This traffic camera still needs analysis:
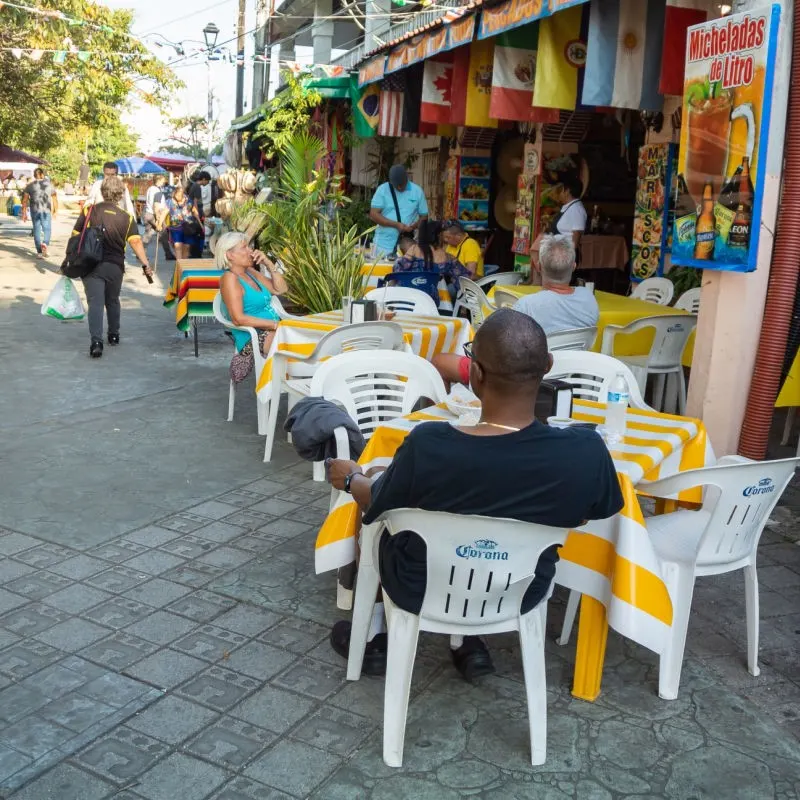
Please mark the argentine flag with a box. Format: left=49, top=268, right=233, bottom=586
left=582, top=0, right=666, bottom=110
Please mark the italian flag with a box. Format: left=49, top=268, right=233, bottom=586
left=490, top=23, right=558, bottom=123
left=659, top=0, right=712, bottom=95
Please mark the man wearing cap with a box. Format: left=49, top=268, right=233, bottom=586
left=369, top=165, right=428, bottom=257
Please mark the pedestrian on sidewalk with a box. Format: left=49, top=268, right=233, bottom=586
left=21, top=168, right=58, bottom=258
left=142, top=175, right=167, bottom=245
left=71, top=176, right=153, bottom=359
left=85, top=162, right=136, bottom=217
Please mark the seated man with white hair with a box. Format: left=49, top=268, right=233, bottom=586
left=433, top=234, right=598, bottom=388
left=513, top=234, right=599, bottom=335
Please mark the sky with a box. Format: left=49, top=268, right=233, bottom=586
left=105, top=0, right=259, bottom=154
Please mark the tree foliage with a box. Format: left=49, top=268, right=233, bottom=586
left=0, top=0, right=179, bottom=153
left=45, top=119, right=139, bottom=184
left=162, top=115, right=218, bottom=161
left=254, top=73, right=322, bottom=159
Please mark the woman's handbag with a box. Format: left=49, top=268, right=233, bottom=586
left=181, top=217, right=204, bottom=238
left=61, top=208, right=104, bottom=278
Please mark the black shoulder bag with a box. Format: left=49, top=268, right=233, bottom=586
left=61, top=208, right=105, bottom=278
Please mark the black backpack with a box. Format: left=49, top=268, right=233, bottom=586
left=61, top=207, right=105, bottom=278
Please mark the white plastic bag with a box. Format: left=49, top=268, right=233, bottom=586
left=41, top=276, right=85, bottom=321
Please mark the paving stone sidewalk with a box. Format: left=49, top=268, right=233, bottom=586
left=0, top=213, right=798, bottom=799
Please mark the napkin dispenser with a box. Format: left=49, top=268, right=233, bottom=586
left=349, top=299, right=378, bottom=323
left=535, top=380, right=574, bottom=423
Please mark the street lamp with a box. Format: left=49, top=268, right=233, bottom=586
left=202, top=22, right=220, bottom=163
left=203, top=22, right=219, bottom=51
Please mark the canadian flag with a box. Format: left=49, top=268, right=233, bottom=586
left=420, top=55, right=454, bottom=125
left=660, top=0, right=713, bottom=95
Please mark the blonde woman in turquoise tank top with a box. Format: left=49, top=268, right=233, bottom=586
left=218, top=232, right=288, bottom=357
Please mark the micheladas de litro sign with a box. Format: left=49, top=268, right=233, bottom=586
left=672, top=5, right=780, bottom=273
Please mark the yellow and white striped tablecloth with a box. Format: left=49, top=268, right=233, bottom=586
left=255, top=310, right=472, bottom=404
left=315, top=399, right=714, bottom=701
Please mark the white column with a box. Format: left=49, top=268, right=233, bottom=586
left=364, top=0, right=391, bottom=53
left=267, top=43, right=281, bottom=100
left=313, top=0, right=334, bottom=66
left=685, top=0, right=794, bottom=454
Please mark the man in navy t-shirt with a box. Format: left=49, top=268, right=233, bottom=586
left=327, top=309, right=624, bottom=679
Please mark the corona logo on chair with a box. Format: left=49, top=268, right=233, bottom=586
left=455, top=539, right=509, bottom=560
left=742, top=477, right=776, bottom=497
left=667, top=323, right=685, bottom=333
left=411, top=277, right=428, bottom=287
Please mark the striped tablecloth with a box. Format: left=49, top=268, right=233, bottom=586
left=255, top=310, right=472, bottom=404
left=490, top=286, right=695, bottom=367
left=315, top=400, right=714, bottom=701
left=162, top=259, right=220, bottom=332
left=362, top=264, right=454, bottom=313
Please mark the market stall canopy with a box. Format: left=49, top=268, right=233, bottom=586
left=147, top=152, right=226, bottom=171
left=114, top=156, right=166, bottom=175
left=229, top=108, right=265, bottom=132
left=0, top=145, right=47, bottom=164
left=303, top=75, right=350, bottom=99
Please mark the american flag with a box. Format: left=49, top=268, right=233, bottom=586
left=378, top=73, right=405, bottom=137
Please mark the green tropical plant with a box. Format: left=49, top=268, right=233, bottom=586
left=230, top=132, right=376, bottom=313
left=667, top=266, right=702, bottom=297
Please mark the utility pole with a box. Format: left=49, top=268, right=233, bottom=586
left=235, top=0, right=246, bottom=118
left=253, top=0, right=270, bottom=109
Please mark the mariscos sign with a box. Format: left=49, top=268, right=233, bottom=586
left=672, top=4, right=780, bottom=273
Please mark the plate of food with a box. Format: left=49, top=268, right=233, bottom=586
left=445, top=386, right=481, bottom=418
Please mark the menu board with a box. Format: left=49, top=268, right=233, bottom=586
left=455, top=156, right=491, bottom=230
left=631, top=143, right=675, bottom=282
left=672, top=4, right=780, bottom=272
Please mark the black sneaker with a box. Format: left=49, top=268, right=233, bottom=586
left=89, top=340, right=103, bottom=359
left=451, top=636, right=495, bottom=682
left=330, top=620, right=387, bottom=676
left=108, top=334, right=120, bottom=345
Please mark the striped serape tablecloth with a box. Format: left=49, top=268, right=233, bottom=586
left=162, top=259, right=221, bottom=332
left=315, top=399, right=714, bottom=701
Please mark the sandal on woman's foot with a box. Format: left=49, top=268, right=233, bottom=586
left=451, top=636, right=495, bottom=682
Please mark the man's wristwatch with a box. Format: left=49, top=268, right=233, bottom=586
left=343, top=470, right=362, bottom=494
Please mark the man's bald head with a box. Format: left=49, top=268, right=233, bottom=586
left=471, top=309, right=550, bottom=393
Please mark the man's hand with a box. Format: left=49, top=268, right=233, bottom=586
left=142, top=265, right=154, bottom=280
left=397, top=223, right=414, bottom=233
left=326, top=459, right=362, bottom=491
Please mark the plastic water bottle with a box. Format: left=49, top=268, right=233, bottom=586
left=604, top=372, right=629, bottom=447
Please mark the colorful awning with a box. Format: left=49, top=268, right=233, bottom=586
left=478, top=0, right=590, bottom=40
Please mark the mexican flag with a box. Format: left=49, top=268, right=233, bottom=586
left=489, top=23, right=539, bottom=122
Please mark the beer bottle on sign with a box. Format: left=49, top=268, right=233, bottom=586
left=739, top=156, right=755, bottom=211
left=728, top=203, right=751, bottom=251
left=673, top=173, right=697, bottom=248
left=694, top=181, right=716, bottom=260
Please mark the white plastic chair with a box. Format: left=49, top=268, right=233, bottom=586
left=674, top=287, right=701, bottom=314
left=347, top=509, right=568, bottom=766
left=365, top=287, right=439, bottom=316
left=308, top=349, right=447, bottom=442
left=269, top=295, right=303, bottom=320
left=453, top=277, right=495, bottom=328
left=213, top=292, right=270, bottom=435
left=601, top=315, right=697, bottom=414
left=493, top=288, right=519, bottom=309
left=630, top=277, right=674, bottom=306
left=452, top=274, right=516, bottom=319
left=547, top=350, right=652, bottom=410
left=559, top=455, right=800, bottom=700
left=265, top=322, right=408, bottom=463
left=547, top=327, right=598, bottom=352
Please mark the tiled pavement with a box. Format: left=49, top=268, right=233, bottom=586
left=1, top=215, right=799, bottom=798
left=0, top=466, right=797, bottom=799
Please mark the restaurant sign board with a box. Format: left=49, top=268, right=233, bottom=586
left=672, top=4, right=780, bottom=272
left=478, top=0, right=589, bottom=40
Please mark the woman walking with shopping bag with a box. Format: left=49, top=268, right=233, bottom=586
left=68, top=176, right=153, bottom=358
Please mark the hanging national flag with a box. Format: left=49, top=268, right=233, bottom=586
left=350, top=74, right=380, bottom=138
left=378, top=73, right=405, bottom=137
left=489, top=22, right=559, bottom=123
left=582, top=0, right=665, bottom=110
left=421, top=55, right=454, bottom=125
left=660, top=1, right=712, bottom=95
left=449, top=40, right=497, bottom=128
left=53, top=50, right=67, bottom=64
left=532, top=5, right=586, bottom=110
left=402, top=63, right=428, bottom=134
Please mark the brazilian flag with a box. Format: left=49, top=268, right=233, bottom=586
left=350, top=74, right=380, bottom=138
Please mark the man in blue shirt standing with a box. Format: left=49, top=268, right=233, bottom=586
left=369, top=165, right=428, bottom=257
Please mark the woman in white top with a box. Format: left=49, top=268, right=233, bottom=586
left=549, top=173, right=587, bottom=251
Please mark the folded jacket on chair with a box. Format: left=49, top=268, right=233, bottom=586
left=283, top=396, right=366, bottom=462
